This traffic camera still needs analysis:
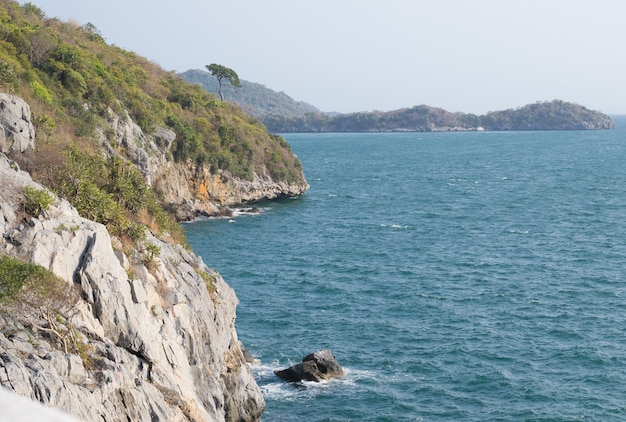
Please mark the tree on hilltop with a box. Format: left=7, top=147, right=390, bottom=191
left=206, top=63, right=241, bottom=101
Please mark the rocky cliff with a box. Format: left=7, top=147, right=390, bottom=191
left=100, top=104, right=309, bottom=221
left=0, top=100, right=265, bottom=419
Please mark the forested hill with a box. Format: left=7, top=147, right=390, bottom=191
left=0, top=1, right=308, bottom=222
left=262, top=101, right=615, bottom=132
left=179, top=69, right=319, bottom=118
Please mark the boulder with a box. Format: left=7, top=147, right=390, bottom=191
left=274, top=350, right=345, bottom=382
left=0, top=93, right=36, bottom=154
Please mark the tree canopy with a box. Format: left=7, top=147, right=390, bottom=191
left=206, top=63, right=240, bottom=101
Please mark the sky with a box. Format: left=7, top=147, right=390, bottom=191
left=21, top=0, right=626, bottom=114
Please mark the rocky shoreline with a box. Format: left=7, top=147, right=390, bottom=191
left=96, top=102, right=309, bottom=222
left=0, top=156, right=265, bottom=421
left=0, top=94, right=307, bottom=420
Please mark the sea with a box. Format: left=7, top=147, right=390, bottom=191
left=185, top=118, right=626, bottom=421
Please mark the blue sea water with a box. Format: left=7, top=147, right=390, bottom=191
left=185, top=120, right=626, bottom=421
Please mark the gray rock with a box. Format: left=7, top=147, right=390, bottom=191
left=0, top=93, right=35, bottom=154
left=275, top=350, right=345, bottom=382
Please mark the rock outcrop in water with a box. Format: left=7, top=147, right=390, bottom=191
left=0, top=96, right=265, bottom=420
left=274, top=350, right=345, bottom=383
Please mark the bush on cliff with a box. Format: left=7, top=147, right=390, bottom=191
left=22, top=185, right=54, bottom=216
left=57, top=145, right=181, bottom=244
left=0, top=254, right=82, bottom=354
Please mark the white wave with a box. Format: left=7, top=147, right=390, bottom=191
left=507, top=229, right=529, bottom=234
left=232, top=207, right=267, bottom=216
left=341, top=367, right=380, bottom=387
left=251, top=362, right=379, bottom=401
left=192, top=206, right=267, bottom=222
left=251, top=361, right=283, bottom=377
left=380, top=223, right=410, bottom=229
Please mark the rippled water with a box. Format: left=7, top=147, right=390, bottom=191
left=186, top=120, right=626, bottom=421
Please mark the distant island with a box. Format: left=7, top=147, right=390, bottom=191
left=262, top=100, right=615, bottom=133
left=180, top=69, right=615, bottom=133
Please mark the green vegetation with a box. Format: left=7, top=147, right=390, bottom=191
left=56, top=145, right=149, bottom=243
left=0, top=254, right=50, bottom=300
left=0, top=0, right=305, bottom=246
left=206, top=63, right=240, bottom=102
left=141, top=242, right=161, bottom=269
left=0, top=254, right=81, bottom=354
left=478, top=100, right=615, bottom=130
left=22, top=185, right=54, bottom=216
left=199, top=269, right=218, bottom=304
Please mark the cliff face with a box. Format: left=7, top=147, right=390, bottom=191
left=102, top=108, right=309, bottom=220
left=0, top=97, right=265, bottom=419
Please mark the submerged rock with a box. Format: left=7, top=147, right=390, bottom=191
left=274, top=350, right=345, bottom=382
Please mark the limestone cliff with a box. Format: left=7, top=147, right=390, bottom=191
left=101, top=107, right=309, bottom=221
left=0, top=97, right=265, bottom=420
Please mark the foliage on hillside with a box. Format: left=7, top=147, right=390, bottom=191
left=0, top=0, right=305, bottom=242
left=262, top=101, right=615, bottom=133
left=479, top=100, right=614, bottom=130
left=180, top=69, right=319, bottom=119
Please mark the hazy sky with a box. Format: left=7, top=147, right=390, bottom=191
left=22, top=1, right=626, bottom=114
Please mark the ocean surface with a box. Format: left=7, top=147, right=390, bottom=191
left=185, top=119, right=626, bottom=421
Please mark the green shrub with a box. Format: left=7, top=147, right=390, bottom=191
left=106, top=156, right=143, bottom=212
left=23, top=185, right=54, bottom=216
left=0, top=254, right=81, bottom=354
left=199, top=270, right=218, bottom=304
left=0, top=60, right=16, bottom=89
left=0, top=255, right=50, bottom=301
left=32, top=112, right=55, bottom=135
left=29, top=79, right=52, bottom=103
left=141, top=242, right=160, bottom=269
